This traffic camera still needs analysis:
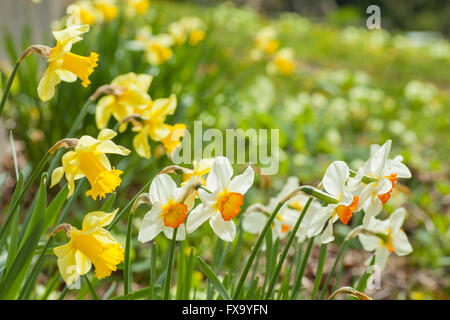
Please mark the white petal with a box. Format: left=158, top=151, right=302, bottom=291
left=149, top=174, right=177, bottom=204
left=370, top=140, right=391, bottom=177
left=374, top=246, right=390, bottom=270
left=198, top=189, right=219, bottom=209
left=228, top=166, right=254, bottom=194
left=320, top=223, right=334, bottom=243
left=306, top=205, right=333, bottom=238
left=209, top=212, right=236, bottom=242
left=389, top=207, right=406, bottom=232
left=186, top=204, right=215, bottom=233
left=205, top=156, right=233, bottom=192
left=138, top=204, right=164, bottom=243
left=358, top=234, right=380, bottom=252
left=392, top=230, right=413, bottom=256
left=242, top=211, right=267, bottom=234
left=387, top=159, right=411, bottom=178
left=322, top=161, right=349, bottom=197
left=163, top=224, right=186, bottom=241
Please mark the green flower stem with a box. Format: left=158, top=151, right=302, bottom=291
left=356, top=255, right=375, bottom=292
left=163, top=227, right=178, bottom=300
left=107, top=180, right=152, bottom=231
left=18, top=235, right=55, bottom=299
left=84, top=275, right=99, bottom=300
left=265, top=197, right=313, bottom=299
left=233, top=200, right=285, bottom=299
left=0, top=151, right=52, bottom=252
left=311, top=243, right=328, bottom=299
left=318, top=240, right=349, bottom=300
left=0, top=61, right=20, bottom=117
left=290, top=236, right=315, bottom=299
left=349, top=170, right=378, bottom=184
left=300, top=186, right=338, bottom=204
left=58, top=286, right=68, bottom=300
left=124, top=212, right=134, bottom=295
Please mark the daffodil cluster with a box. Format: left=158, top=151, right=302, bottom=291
left=138, top=156, right=255, bottom=243
left=94, top=72, right=186, bottom=159
left=243, top=140, right=413, bottom=270
left=251, top=26, right=296, bottom=76
left=129, top=16, right=206, bottom=66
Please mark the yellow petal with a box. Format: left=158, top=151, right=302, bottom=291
left=96, top=95, right=115, bottom=129
left=133, top=129, right=151, bottom=158
left=97, top=128, right=117, bottom=141
left=38, top=62, right=62, bottom=102
left=50, top=167, right=65, bottom=188
left=82, top=209, right=119, bottom=230
left=75, top=250, right=92, bottom=275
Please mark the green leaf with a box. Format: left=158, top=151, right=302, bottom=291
left=197, top=257, right=231, bottom=300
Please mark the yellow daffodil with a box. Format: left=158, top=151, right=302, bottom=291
left=66, top=1, right=100, bottom=26
left=94, top=0, right=119, bottom=22
left=37, top=24, right=99, bottom=101
left=169, top=17, right=206, bottom=46
left=254, top=26, right=280, bottom=55
left=126, top=0, right=151, bottom=16
left=95, top=72, right=153, bottom=130
left=51, top=129, right=130, bottom=199
left=161, top=123, right=186, bottom=156
left=267, top=48, right=296, bottom=76
left=132, top=94, right=177, bottom=158
left=54, top=209, right=124, bottom=286
left=181, top=158, right=215, bottom=186
left=136, top=27, right=174, bottom=66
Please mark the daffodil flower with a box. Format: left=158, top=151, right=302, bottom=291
left=38, top=24, right=99, bottom=101
left=54, top=209, right=124, bottom=286
left=160, top=123, right=187, bottom=157
left=138, top=174, right=196, bottom=242
left=358, top=140, right=411, bottom=227
left=186, top=156, right=254, bottom=242
left=51, top=129, right=130, bottom=199
left=132, top=27, right=174, bottom=66
left=131, top=94, right=177, bottom=158
left=267, top=48, right=296, bottom=76
left=307, top=161, right=360, bottom=243
left=126, top=0, right=150, bottom=16
left=169, top=17, right=206, bottom=46
left=182, top=158, right=215, bottom=186
left=254, top=26, right=280, bottom=56
left=94, top=0, right=119, bottom=22
left=66, top=2, right=100, bottom=26
left=95, top=72, right=153, bottom=130
left=358, top=208, right=413, bottom=270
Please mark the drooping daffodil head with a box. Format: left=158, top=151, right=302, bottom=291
left=50, top=129, right=131, bottom=200
left=53, top=209, right=124, bottom=286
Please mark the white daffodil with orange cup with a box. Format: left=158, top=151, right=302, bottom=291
left=358, top=207, right=413, bottom=270
left=186, top=156, right=254, bottom=242
left=138, top=174, right=197, bottom=242
left=357, top=140, right=411, bottom=227
left=307, top=161, right=362, bottom=243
